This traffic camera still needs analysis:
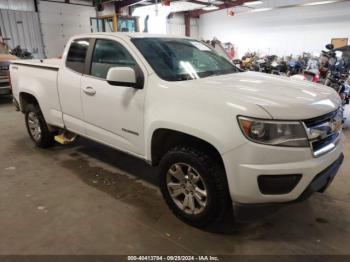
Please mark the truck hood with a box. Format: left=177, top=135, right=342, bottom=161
left=191, top=71, right=341, bottom=119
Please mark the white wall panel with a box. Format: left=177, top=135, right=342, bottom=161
left=167, top=13, right=185, bottom=36
left=40, top=0, right=91, bottom=5
left=199, top=2, right=350, bottom=58
left=133, top=2, right=203, bottom=34
left=190, top=17, right=199, bottom=39
left=0, top=9, right=44, bottom=58
left=166, top=13, right=199, bottom=39
left=38, top=1, right=96, bottom=58
left=0, top=0, right=35, bottom=12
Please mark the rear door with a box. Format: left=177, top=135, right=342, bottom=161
left=58, top=38, right=91, bottom=134
left=80, top=37, right=146, bottom=156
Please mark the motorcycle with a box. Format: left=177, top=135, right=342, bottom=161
left=287, top=57, right=303, bottom=76
left=303, top=58, right=320, bottom=83
left=10, top=45, right=33, bottom=59
left=319, top=44, right=337, bottom=82
left=240, top=52, right=257, bottom=70
left=266, top=55, right=281, bottom=75
left=343, top=75, right=350, bottom=105
left=270, top=59, right=281, bottom=75
left=278, top=57, right=288, bottom=74
left=325, top=68, right=349, bottom=106
left=250, top=56, right=267, bottom=72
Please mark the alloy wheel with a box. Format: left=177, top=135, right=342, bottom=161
left=166, top=163, right=208, bottom=215
left=27, top=112, right=42, bottom=142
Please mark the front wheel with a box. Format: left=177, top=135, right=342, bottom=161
left=25, top=104, right=55, bottom=148
left=159, top=146, right=232, bottom=228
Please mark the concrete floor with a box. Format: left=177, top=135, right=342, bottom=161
left=0, top=95, right=349, bottom=255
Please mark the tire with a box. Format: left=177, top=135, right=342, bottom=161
left=25, top=104, right=55, bottom=148
left=159, top=146, right=232, bottom=228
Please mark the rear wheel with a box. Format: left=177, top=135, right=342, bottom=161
left=25, top=104, right=55, bottom=148
left=159, top=146, right=232, bottom=228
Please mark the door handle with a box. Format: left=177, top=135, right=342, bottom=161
left=83, top=86, right=96, bottom=96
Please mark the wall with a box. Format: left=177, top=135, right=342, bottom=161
left=132, top=2, right=201, bottom=36
left=0, top=0, right=35, bottom=11
left=97, top=2, right=128, bottom=17
left=38, top=0, right=96, bottom=58
left=198, top=1, right=350, bottom=58
left=167, top=13, right=199, bottom=39
left=0, top=8, right=45, bottom=58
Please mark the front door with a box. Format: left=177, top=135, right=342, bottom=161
left=80, top=38, right=145, bottom=156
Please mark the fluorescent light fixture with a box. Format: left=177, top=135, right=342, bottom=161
left=202, top=4, right=219, bottom=10
left=243, top=1, right=263, bottom=6
left=302, top=0, right=339, bottom=6
left=251, top=7, right=272, bottom=12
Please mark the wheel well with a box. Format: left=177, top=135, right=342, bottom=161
left=19, top=92, right=39, bottom=112
left=151, top=128, right=224, bottom=167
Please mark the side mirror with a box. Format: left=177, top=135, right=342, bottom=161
left=106, top=67, right=142, bottom=89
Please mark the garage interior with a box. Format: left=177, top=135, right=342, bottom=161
left=0, top=0, right=350, bottom=258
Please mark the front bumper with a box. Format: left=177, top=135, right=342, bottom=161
left=222, top=133, right=344, bottom=204
left=233, top=153, right=344, bottom=221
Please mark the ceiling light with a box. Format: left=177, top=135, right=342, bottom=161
left=251, top=7, right=272, bottom=12
left=302, top=0, right=339, bottom=6
left=202, top=4, right=219, bottom=10
left=243, top=1, right=263, bottom=6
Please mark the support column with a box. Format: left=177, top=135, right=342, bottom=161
left=184, top=12, right=190, bottom=37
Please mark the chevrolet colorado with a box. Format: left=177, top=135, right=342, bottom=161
left=10, top=33, right=344, bottom=228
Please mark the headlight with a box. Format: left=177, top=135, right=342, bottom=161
left=238, top=116, right=309, bottom=147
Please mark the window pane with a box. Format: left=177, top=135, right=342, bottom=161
left=66, top=39, right=89, bottom=73
left=91, top=39, right=135, bottom=79
left=132, top=38, right=238, bottom=81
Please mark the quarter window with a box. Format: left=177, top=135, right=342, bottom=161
left=66, top=39, right=90, bottom=73
left=90, top=39, right=135, bottom=79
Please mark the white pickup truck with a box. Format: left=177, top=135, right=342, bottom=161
left=10, top=33, right=344, bottom=228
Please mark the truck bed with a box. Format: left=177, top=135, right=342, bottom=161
left=12, top=59, right=61, bottom=70
left=10, top=58, right=64, bottom=129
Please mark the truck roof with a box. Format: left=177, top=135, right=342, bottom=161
left=72, top=32, right=191, bottom=40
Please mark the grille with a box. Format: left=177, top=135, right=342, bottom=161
left=303, top=109, right=342, bottom=157
left=304, top=110, right=338, bottom=128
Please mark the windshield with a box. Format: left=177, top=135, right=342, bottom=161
left=131, top=37, right=239, bottom=81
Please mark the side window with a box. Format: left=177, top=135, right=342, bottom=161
left=90, top=39, right=136, bottom=79
left=66, top=39, right=90, bottom=73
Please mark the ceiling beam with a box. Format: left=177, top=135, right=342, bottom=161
left=187, top=0, right=257, bottom=17
left=184, top=0, right=207, bottom=5
left=114, top=0, right=147, bottom=9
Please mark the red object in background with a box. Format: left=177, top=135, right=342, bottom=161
left=162, top=0, right=170, bottom=6
left=303, top=71, right=319, bottom=83
left=224, top=42, right=235, bottom=59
